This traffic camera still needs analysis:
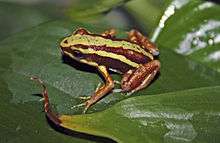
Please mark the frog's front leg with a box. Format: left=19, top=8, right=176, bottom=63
left=121, top=60, right=160, bottom=94
left=102, top=29, right=116, bottom=38
left=73, top=28, right=90, bottom=35
left=81, top=66, right=114, bottom=113
left=128, top=29, right=159, bottom=56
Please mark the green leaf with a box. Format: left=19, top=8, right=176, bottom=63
left=66, top=0, right=129, bottom=21
left=1, top=0, right=220, bottom=142
left=60, top=86, right=220, bottom=143
left=0, top=2, right=58, bottom=40
left=124, top=0, right=172, bottom=35
left=0, top=19, right=220, bottom=142
left=0, top=21, right=108, bottom=143
left=155, top=0, right=220, bottom=72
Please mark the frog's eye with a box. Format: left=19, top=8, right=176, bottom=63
left=72, top=50, right=84, bottom=59
left=63, top=39, right=68, bottom=44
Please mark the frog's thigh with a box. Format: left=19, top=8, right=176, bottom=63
left=121, top=60, right=160, bottom=93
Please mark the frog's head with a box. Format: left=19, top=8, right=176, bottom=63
left=60, top=37, right=85, bottom=61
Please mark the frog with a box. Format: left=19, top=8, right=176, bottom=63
left=59, top=28, right=160, bottom=113
left=31, top=28, right=160, bottom=123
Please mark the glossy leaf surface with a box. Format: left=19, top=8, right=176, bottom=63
left=0, top=0, right=220, bottom=143
left=155, top=0, right=220, bottom=72
left=60, top=86, right=220, bottom=143
left=0, top=19, right=220, bottom=142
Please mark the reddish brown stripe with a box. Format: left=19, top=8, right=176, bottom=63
left=61, top=47, right=132, bottom=73
left=83, top=54, right=133, bottom=73
left=74, top=44, right=150, bottom=64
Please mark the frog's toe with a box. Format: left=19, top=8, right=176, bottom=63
left=71, top=102, right=86, bottom=109
left=71, top=101, right=91, bottom=114
left=79, top=96, right=91, bottom=100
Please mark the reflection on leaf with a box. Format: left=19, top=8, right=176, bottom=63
left=59, top=86, right=220, bottom=143
left=156, top=0, right=220, bottom=72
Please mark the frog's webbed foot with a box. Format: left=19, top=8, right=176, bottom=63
left=127, top=29, right=159, bottom=56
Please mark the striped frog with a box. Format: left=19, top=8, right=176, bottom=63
left=59, top=28, right=160, bottom=113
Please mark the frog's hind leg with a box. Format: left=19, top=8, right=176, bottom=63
left=127, top=29, right=159, bottom=56
left=31, top=76, right=61, bottom=125
left=102, top=29, right=116, bottom=38
left=121, top=60, right=160, bottom=95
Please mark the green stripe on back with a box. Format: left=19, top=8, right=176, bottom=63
left=61, top=34, right=153, bottom=60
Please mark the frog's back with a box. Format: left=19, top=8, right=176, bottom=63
left=62, top=34, right=153, bottom=73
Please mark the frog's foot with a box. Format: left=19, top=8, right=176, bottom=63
left=79, top=96, right=91, bottom=100
left=95, top=82, right=102, bottom=92
left=71, top=102, right=86, bottom=109
left=71, top=101, right=91, bottom=114
left=71, top=102, right=88, bottom=114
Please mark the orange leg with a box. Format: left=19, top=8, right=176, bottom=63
left=121, top=60, right=160, bottom=94
left=31, top=77, right=61, bottom=125
left=128, top=30, right=159, bottom=56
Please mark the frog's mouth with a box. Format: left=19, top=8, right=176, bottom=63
left=147, top=45, right=160, bottom=56
left=60, top=46, right=66, bottom=56
left=151, top=50, right=160, bottom=56
left=60, top=46, right=84, bottom=62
